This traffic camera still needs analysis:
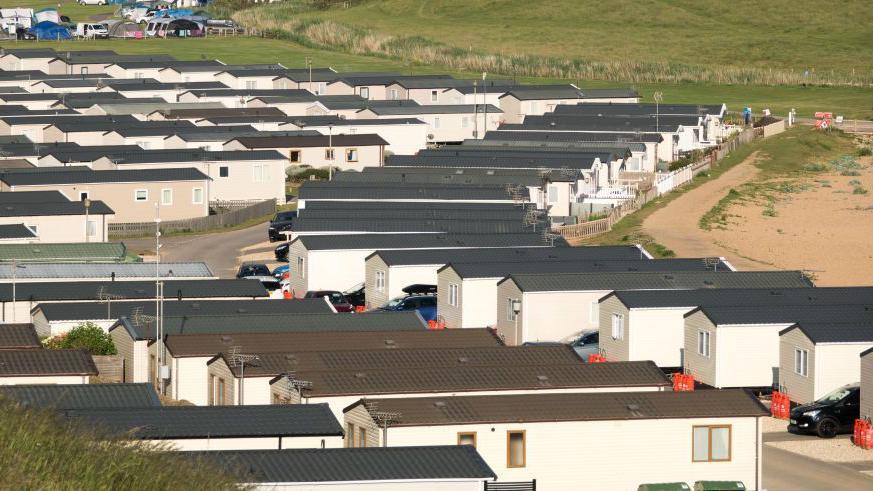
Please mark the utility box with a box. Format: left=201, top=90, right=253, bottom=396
left=693, top=482, right=746, bottom=491
left=638, top=483, right=691, bottom=491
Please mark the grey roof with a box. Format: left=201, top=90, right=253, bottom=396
left=690, top=304, right=873, bottom=326
left=113, top=311, right=427, bottom=341
left=0, top=383, right=160, bottom=409
left=371, top=245, right=643, bottom=266
left=350, top=389, right=767, bottom=426
left=501, top=270, right=813, bottom=292
left=515, top=114, right=702, bottom=133
left=302, top=201, right=527, bottom=212
left=185, top=446, right=496, bottom=483
left=109, top=81, right=228, bottom=91
left=578, top=88, right=642, bottom=99
left=289, top=117, right=425, bottom=128
left=0, top=168, right=209, bottom=186
left=275, top=360, right=669, bottom=397
left=100, top=150, right=286, bottom=165
left=298, top=181, right=514, bottom=201
left=0, top=262, right=213, bottom=281
left=231, top=134, right=387, bottom=149
left=0, top=200, right=113, bottom=217
left=107, top=60, right=224, bottom=69
left=0, top=224, right=36, bottom=240
left=181, top=89, right=312, bottom=98
left=607, top=286, right=871, bottom=309
left=300, top=203, right=534, bottom=221
left=295, top=233, right=562, bottom=251
left=396, top=78, right=515, bottom=89
left=498, top=85, right=585, bottom=100
left=35, top=298, right=332, bottom=322
left=782, top=322, right=873, bottom=344
left=0, top=279, right=267, bottom=303
left=446, top=258, right=730, bottom=279
left=66, top=404, right=343, bottom=439
left=0, top=349, right=97, bottom=377
left=466, top=138, right=646, bottom=153
left=291, top=217, right=542, bottom=235
left=0, top=323, right=40, bottom=349
left=0, top=242, right=128, bottom=262
left=335, top=168, right=581, bottom=186
left=386, top=153, right=609, bottom=170
left=554, top=103, right=724, bottom=117
left=156, top=107, right=287, bottom=119
left=160, top=64, right=284, bottom=74
left=361, top=104, right=501, bottom=115
left=171, top=129, right=320, bottom=143
left=0, top=114, right=138, bottom=125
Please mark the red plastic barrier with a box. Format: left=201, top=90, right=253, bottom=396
left=672, top=373, right=695, bottom=392
left=354, top=305, right=366, bottom=313
left=854, top=419, right=865, bottom=447
left=771, top=392, right=791, bottom=419
left=282, top=290, right=292, bottom=299
left=427, top=320, right=446, bottom=330
left=587, top=353, right=606, bottom=363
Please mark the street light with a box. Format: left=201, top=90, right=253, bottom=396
left=482, top=72, right=488, bottom=137
left=511, top=299, right=521, bottom=343
left=10, top=261, right=25, bottom=323
left=83, top=197, right=91, bottom=243
left=327, top=123, right=334, bottom=181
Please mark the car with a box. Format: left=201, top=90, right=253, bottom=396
left=570, top=330, right=600, bottom=360
left=304, top=290, right=354, bottom=313
left=788, top=383, right=860, bottom=438
left=268, top=210, right=297, bottom=242
left=274, top=243, right=289, bottom=262
left=344, top=283, right=366, bottom=308
left=78, top=0, right=107, bottom=5
left=272, top=264, right=289, bottom=280
left=236, top=263, right=271, bottom=279
left=376, top=288, right=438, bottom=322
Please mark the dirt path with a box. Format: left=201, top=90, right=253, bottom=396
left=642, top=152, right=769, bottom=271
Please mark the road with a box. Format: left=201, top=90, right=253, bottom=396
left=763, top=444, right=873, bottom=491
left=124, top=222, right=273, bottom=278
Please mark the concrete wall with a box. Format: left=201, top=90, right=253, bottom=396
left=348, top=413, right=762, bottom=491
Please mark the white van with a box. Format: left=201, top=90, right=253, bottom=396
left=78, top=0, right=108, bottom=5
left=75, top=23, right=109, bottom=39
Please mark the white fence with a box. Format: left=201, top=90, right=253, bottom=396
left=654, top=165, right=693, bottom=195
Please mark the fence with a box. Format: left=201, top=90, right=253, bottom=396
left=484, top=481, right=536, bottom=491
left=556, top=127, right=759, bottom=242
left=109, top=199, right=277, bottom=238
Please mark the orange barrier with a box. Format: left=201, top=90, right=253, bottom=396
left=587, top=353, right=606, bottom=363
left=855, top=419, right=873, bottom=449
left=771, top=391, right=790, bottom=419
left=282, top=290, right=292, bottom=299
left=354, top=305, right=366, bottom=313
left=427, top=320, right=446, bottom=330
left=672, top=373, right=695, bottom=392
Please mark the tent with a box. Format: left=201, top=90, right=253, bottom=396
left=166, top=18, right=202, bottom=37
left=105, top=20, right=142, bottom=38
left=33, top=8, right=60, bottom=24
left=28, top=21, right=71, bottom=40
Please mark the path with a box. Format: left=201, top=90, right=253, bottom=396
left=124, top=222, right=272, bottom=278
left=642, top=153, right=768, bottom=270
left=763, top=444, right=873, bottom=491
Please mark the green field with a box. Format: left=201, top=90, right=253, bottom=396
left=286, top=0, right=872, bottom=77
left=1, top=0, right=116, bottom=22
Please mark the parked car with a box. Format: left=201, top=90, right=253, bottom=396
left=304, top=290, right=354, bottom=313
left=344, top=283, right=365, bottom=308
left=570, top=330, right=600, bottom=360
left=788, top=383, right=860, bottom=438
left=272, top=264, right=289, bottom=280
left=268, top=210, right=297, bottom=242
left=75, top=23, right=108, bottom=39
left=236, top=263, right=271, bottom=279
left=376, top=286, right=437, bottom=322
left=274, top=243, right=289, bottom=262
left=78, top=0, right=108, bottom=5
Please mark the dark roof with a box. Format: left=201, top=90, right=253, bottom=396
left=689, top=304, right=873, bottom=326
left=782, top=322, right=873, bottom=344
left=298, top=181, right=514, bottom=201
left=113, top=311, right=427, bottom=341
left=335, top=167, right=580, bottom=186
left=156, top=107, right=287, bottom=119
left=0, top=242, right=128, bottom=262
left=0, top=324, right=40, bottom=349
left=230, top=134, right=388, bottom=148
left=99, top=150, right=285, bottom=165
left=607, top=286, right=871, bottom=309
left=181, top=89, right=312, bottom=98
left=0, top=279, right=267, bottom=303
left=361, top=104, right=501, bottom=115
left=372, top=245, right=643, bottom=266
left=578, top=88, right=642, bottom=99
left=0, top=383, right=160, bottom=409
left=554, top=103, right=724, bottom=117
left=35, top=298, right=332, bottom=322
left=108, top=60, right=224, bottom=69
left=300, top=202, right=532, bottom=221
left=0, top=349, right=97, bottom=377
left=514, top=114, right=701, bottom=133
left=498, top=85, right=585, bottom=100
left=445, top=258, right=730, bottom=279
left=502, top=270, right=813, bottom=292
left=161, top=64, right=284, bottom=74
left=110, top=81, right=228, bottom=91
left=0, top=200, right=113, bottom=217
left=291, top=217, right=542, bottom=235
left=213, top=345, right=583, bottom=378
left=185, top=446, right=496, bottom=483
left=386, top=153, right=608, bottom=170
left=350, top=389, right=767, bottom=426
left=273, top=360, right=669, bottom=397
left=295, top=233, right=562, bottom=251
left=0, top=168, right=209, bottom=186
left=66, top=404, right=343, bottom=439
left=0, top=224, right=36, bottom=240
left=165, top=328, right=502, bottom=358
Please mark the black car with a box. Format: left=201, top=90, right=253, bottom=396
left=788, top=383, right=860, bottom=438
left=344, top=283, right=366, bottom=308
left=268, top=210, right=297, bottom=242
left=274, top=243, right=289, bottom=262
left=236, top=263, right=271, bottom=279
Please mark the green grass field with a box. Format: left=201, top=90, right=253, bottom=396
left=1, top=0, right=116, bottom=22
left=289, top=0, right=871, bottom=77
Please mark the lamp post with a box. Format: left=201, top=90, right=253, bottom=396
left=482, top=72, right=488, bottom=137
left=653, top=91, right=663, bottom=133
left=154, top=203, right=165, bottom=395
left=328, top=123, right=334, bottom=181
left=83, top=197, right=91, bottom=243
left=10, top=261, right=25, bottom=323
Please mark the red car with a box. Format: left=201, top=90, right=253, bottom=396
left=304, top=290, right=354, bottom=313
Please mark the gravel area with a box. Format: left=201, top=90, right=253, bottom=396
left=762, top=416, right=789, bottom=433
left=766, top=439, right=873, bottom=464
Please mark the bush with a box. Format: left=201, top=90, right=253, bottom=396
left=287, top=166, right=335, bottom=181
left=43, top=322, right=116, bottom=355
left=853, top=186, right=868, bottom=195
left=858, top=147, right=872, bottom=157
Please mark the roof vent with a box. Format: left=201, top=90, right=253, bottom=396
left=457, top=356, right=469, bottom=363
left=237, top=308, right=247, bottom=314
left=384, top=339, right=395, bottom=346
left=191, top=303, right=200, bottom=309
left=703, top=280, right=714, bottom=286
left=220, top=335, right=232, bottom=344
left=627, top=404, right=644, bottom=417
left=284, top=354, right=297, bottom=362
left=433, top=401, right=447, bottom=408
left=354, top=372, right=366, bottom=378
left=663, top=274, right=674, bottom=280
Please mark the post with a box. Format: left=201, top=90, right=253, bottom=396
left=328, top=124, right=334, bottom=181
left=306, top=56, right=312, bottom=93
left=83, top=198, right=91, bottom=243
left=482, top=72, right=487, bottom=137
left=11, top=259, right=16, bottom=323
left=239, top=358, right=245, bottom=406
left=473, top=80, right=478, bottom=139
left=154, top=204, right=164, bottom=395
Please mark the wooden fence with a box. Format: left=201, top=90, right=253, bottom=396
left=108, top=199, right=277, bottom=238
left=557, top=128, right=759, bottom=242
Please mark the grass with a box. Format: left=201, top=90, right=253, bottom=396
left=1, top=0, right=117, bottom=22
left=0, top=397, right=238, bottom=489
left=279, top=0, right=872, bottom=78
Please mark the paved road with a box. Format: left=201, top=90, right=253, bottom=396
left=763, top=444, right=873, bottom=491
left=124, top=222, right=272, bottom=278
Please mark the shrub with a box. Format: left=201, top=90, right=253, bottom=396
left=858, top=147, right=872, bottom=157
left=853, top=186, right=868, bottom=195
left=43, top=322, right=116, bottom=355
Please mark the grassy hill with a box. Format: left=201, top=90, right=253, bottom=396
left=0, top=397, right=238, bottom=489
left=237, top=0, right=872, bottom=86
